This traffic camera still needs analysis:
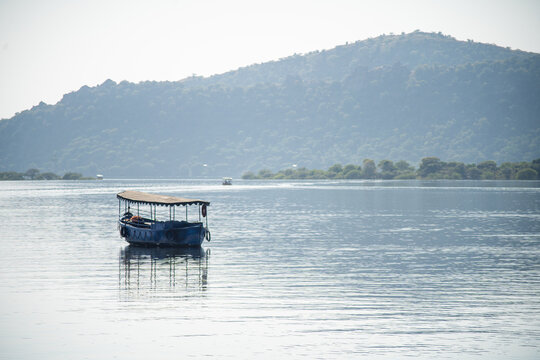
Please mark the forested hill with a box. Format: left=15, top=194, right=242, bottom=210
left=0, top=31, right=539, bottom=178
left=184, top=31, right=531, bottom=88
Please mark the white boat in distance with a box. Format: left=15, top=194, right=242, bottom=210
left=222, top=177, right=232, bottom=185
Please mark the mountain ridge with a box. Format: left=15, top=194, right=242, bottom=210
left=1, top=31, right=539, bottom=178
left=179, top=31, right=532, bottom=88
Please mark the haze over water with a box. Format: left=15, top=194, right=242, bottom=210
left=0, top=179, right=539, bottom=359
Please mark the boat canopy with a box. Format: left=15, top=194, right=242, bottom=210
left=117, top=190, right=210, bottom=206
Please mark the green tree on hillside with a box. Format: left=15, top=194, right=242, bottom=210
left=0, top=172, right=24, bottom=180
left=62, top=172, right=83, bottom=180
left=531, top=159, right=540, bottom=175
left=258, top=169, right=273, bottom=179
left=418, top=157, right=443, bottom=178
left=37, top=172, right=60, bottom=180
left=343, top=164, right=357, bottom=173
left=362, top=159, right=377, bottom=179
left=516, top=168, right=538, bottom=180
left=466, top=165, right=482, bottom=180
left=25, top=168, right=40, bottom=180
left=395, top=160, right=414, bottom=172
left=344, top=169, right=362, bottom=179
left=328, top=164, right=343, bottom=178
left=378, top=160, right=397, bottom=179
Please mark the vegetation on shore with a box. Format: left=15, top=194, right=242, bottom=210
left=242, top=157, right=540, bottom=180
left=0, top=168, right=95, bottom=181
left=0, top=32, right=538, bottom=178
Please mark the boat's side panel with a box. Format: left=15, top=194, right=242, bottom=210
left=119, top=221, right=206, bottom=246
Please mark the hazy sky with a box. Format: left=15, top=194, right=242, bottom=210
left=1, top=0, right=539, bottom=120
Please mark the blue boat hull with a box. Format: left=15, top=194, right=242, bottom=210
left=119, top=220, right=207, bottom=247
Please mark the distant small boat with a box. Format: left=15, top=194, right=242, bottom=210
left=222, top=177, right=232, bottom=185
left=96, top=174, right=103, bottom=180
left=117, top=190, right=211, bottom=247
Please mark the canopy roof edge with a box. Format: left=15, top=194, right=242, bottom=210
left=117, top=190, right=210, bottom=206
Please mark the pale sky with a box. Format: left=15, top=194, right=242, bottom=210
left=1, top=0, right=539, bottom=120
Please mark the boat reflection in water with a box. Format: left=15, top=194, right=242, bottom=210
left=119, top=245, right=210, bottom=296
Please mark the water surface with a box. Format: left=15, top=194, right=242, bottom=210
left=0, top=179, right=539, bottom=359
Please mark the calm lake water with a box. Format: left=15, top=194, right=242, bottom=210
left=0, top=179, right=539, bottom=359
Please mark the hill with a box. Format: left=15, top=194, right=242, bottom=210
left=0, top=31, right=539, bottom=178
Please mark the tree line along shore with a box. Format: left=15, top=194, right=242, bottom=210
left=2, top=157, right=538, bottom=181
left=242, top=157, right=540, bottom=180
left=0, top=168, right=95, bottom=180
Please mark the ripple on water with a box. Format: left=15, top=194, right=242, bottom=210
left=0, top=179, right=539, bottom=359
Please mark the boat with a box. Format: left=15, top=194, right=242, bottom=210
left=96, top=174, right=103, bottom=180
left=222, top=177, right=232, bottom=185
left=117, top=190, right=211, bottom=247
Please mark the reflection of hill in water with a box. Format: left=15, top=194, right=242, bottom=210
left=119, top=245, right=209, bottom=296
